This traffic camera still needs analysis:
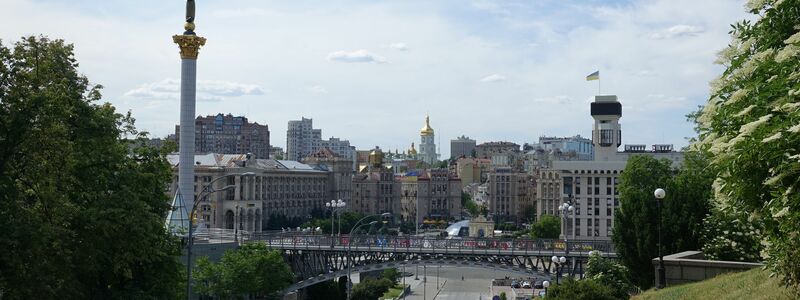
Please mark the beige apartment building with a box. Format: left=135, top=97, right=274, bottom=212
left=400, top=169, right=463, bottom=225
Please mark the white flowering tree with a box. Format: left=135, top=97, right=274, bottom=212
left=695, top=0, right=800, bottom=289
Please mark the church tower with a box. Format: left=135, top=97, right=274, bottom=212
left=419, top=115, right=437, bottom=165
left=591, top=95, right=622, bottom=161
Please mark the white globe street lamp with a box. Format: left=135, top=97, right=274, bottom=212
left=654, top=188, right=666, bottom=289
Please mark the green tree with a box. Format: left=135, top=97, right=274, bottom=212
left=193, top=242, right=293, bottom=299
left=382, top=268, right=401, bottom=283
left=499, top=291, right=507, bottom=300
left=529, top=215, right=560, bottom=239
left=546, top=278, right=616, bottom=300
left=307, top=280, right=344, bottom=300
left=0, top=36, right=182, bottom=299
left=585, top=251, right=635, bottom=299
left=611, top=155, right=673, bottom=289
left=662, top=151, right=714, bottom=253
left=350, top=278, right=393, bottom=300
left=693, top=0, right=800, bottom=289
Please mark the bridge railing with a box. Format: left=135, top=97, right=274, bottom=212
left=237, top=232, right=615, bottom=254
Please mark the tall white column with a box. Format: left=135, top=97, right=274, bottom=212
left=178, top=58, right=197, bottom=208
left=173, top=33, right=206, bottom=213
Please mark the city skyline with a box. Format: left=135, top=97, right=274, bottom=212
left=1, top=0, right=750, bottom=155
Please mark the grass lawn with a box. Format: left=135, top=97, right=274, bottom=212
left=633, top=268, right=796, bottom=300
left=381, top=284, right=408, bottom=299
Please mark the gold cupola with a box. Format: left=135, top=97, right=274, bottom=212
left=420, top=115, right=434, bottom=136
left=408, top=142, right=418, bottom=155
left=368, top=147, right=384, bottom=167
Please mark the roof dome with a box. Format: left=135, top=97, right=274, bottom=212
left=420, top=115, right=434, bottom=136
left=408, top=142, right=417, bottom=155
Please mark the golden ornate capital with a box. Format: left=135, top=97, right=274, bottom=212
left=172, top=34, right=207, bottom=60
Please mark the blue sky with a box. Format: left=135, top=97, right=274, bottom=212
left=3, top=0, right=750, bottom=155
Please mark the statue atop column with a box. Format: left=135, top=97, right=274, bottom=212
left=184, top=0, right=196, bottom=35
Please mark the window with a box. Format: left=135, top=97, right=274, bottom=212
left=607, top=207, right=612, bottom=216
left=594, top=177, right=600, bottom=185
left=594, top=198, right=600, bottom=206
left=594, top=208, right=600, bottom=215
left=599, top=129, right=614, bottom=146
left=606, top=187, right=611, bottom=195
left=606, top=177, right=611, bottom=185
left=594, top=187, right=600, bottom=194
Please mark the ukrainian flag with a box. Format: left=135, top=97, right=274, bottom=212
left=586, top=71, right=599, bottom=81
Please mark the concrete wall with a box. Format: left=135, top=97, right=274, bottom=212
left=653, top=251, right=763, bottom=287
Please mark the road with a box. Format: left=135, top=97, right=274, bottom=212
left=399, top=266, right=527, bottom=300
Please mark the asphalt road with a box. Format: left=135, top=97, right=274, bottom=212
left=399, top=266, right=526, bottom=300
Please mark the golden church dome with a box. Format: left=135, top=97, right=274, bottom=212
left=420, top=115, right=434, bottom=136
left=368, top=147, right=384, bottom=167
left=408, top=142, right=418, bottom=155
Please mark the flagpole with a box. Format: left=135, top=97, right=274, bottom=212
left=598, top=77, right=601, bottom=95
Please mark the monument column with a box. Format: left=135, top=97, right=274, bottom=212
left=174, top=0, right=206, bottom=215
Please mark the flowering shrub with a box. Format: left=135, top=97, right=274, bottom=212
left=701, top=208, right=763, bottom=262
left=694, top=0, right=800, bottom=289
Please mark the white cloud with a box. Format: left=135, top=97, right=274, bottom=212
left=327, top=49, right=387, bottom=63
left=532, top=95, right=571, bottom=104
left=124, top=78, right=263, bottom=102
left=480, top=74, right=506, bottom=82
left=387, top=42, right=409, bottom=51
left=648, top=25, right=706, bottom=39
left=309, top=85, right=328, bottom=94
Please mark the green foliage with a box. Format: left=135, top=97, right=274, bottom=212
left=350, top=278, right=393, bottom=300
left=193, top=242, right=293, bottom=299
left=701, top=207, right=763, bottom=262
left=633, top=268, right=796, bottom=300
left=462, top=192, right=482, bottom=217
left=694, top=0, right=800, bottom=289
left=307, top=280, right=344, bottom=300
left=303, top=211, right=368, bottom=235
left=266, top=212, right=305, bottom=230
left=499, top=291, right=507, bottom=300
left=382, top=268, right=401, bottom=283
left=0, top=36, right=182, bottom=299
left=586, top=251, right=635, bottom=299
left=529, top=214, right=560, bottom=239
left=612, top=155, right=674, bottom=289
left=546, top=278, right=617, bottom=300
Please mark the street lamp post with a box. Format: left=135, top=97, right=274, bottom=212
left=551, top=255, right=566, bottom=284
left=346, top=212, right=391, bottom=300
left=542, top=280, right=550, bottom=296
left=654, top=188, right=666, bottom=289
left=326, top=199, right=346, bottom=237
left=558, top=202, right=574, bottom=251
left=186, top=172, right=253, bottom=300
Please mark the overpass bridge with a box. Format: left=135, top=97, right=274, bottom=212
left=233, top=233, right=616, bottom=294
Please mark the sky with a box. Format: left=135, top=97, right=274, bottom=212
left=1, top=0, right=751, bottom=156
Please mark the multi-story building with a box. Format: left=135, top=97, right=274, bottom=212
left=302, top=148, right=354, bottom=203
left=456, top=157, right=491, bottom=187
left=166, top=153, right=331, bottom=232
left=525, top=135, right=594, bottom=160
left=486, top=168, right=534, bottom=223
left=475, top=141, right=520, bottom=159
left=286, top=117, right=356, bottom=166
left=269, top=146, right=285, bottom=159
left=351, top=148, right=402, bottom=219
left=400, top=169, right=463, bottom=226
left=176, top=113, right=270, bottom=159
left=450, top=135, right=476, bottom=158
left=537, top=95, right=684, bottom=241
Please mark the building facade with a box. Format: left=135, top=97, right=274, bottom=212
left=486, top=168, right=534, bottom=223
left=176, top=113, right=270, bottom=159
left=400, top=169, right=463, bottom=226
left=351, top=148, right=402, bottom=219
left=302, top=148, right=354, bottom=203
left=475, top=141, right=520, bottom=159
left=167, top=153, right=332, bottom=232
left=537, top=95, right=684, bottom=241
left=456, top=157, right=491, bottom=187
left=286, top=117, right=356, bottom=166
left=450, top=135, right=476, bottom=158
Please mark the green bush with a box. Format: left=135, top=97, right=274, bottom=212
left=546, top=278, right=616, bottom=300
left=693, top=0, right=800, bottom=289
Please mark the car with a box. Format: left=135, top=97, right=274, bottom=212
left=511, top=280, right=521, bottom=288
left=522, top=281, right=532, bottom=289
left=534, top=281, right=544, bottom=289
